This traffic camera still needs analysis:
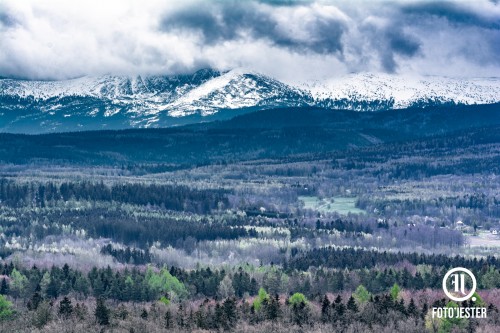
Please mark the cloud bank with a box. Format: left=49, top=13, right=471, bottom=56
left=0, top=0, right=499, bottom=82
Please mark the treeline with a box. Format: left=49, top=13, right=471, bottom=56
left=100, top=245, right=152, bottom=265
left=169, top=266, right=258, bottom=298
left=0, top=207, right=254, bottom=248
left=0, top=263, right=185, bottom=302
left=69, top=209, right=255, bottom=248
left=63, top=208, right=252, bottom=247
left=0, top=263, right=253, bottom=302
left=315, top=219, right=373, bottom=234
left=0, top=179, right=228, bottom=214
left=1, top=260, right=499, bottom=305
left=358, top=195, right=500, bottom=216
left=287, top=247, right=499, bottom=272
left=0, top=269, right=499, bottom=333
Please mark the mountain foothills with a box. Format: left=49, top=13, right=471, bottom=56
left=0, top=104, right=499, bottom=166
left=1, top=69, right=499, bottom=133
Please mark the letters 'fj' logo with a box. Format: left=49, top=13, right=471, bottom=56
left=442, top=267, right=477, bottom=302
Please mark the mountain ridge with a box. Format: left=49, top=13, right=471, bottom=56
left=1, top=69, right=499, bottom=134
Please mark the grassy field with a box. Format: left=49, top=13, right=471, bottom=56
left=299, top=196, right=366, bottom=215
left=467, top=231, right=500, bottom=248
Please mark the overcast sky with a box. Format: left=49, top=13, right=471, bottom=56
left=0, top=0, right=499, bottom=82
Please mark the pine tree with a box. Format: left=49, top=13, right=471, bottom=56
left=407, top=298, right=417, bottom=317
left=222, top=297, right=238, bottom=330
left=290, top=300, right=309, bottom=327
left=195, top=305, right=207, bottom=329
left=321, top=295, right=331, bottom=323
left=58, top=296, right=73, bottom=318
left=333, top=295, right=345, bottom=322
left=250, top=278, right=258, bottom=295
left=347, top=295, right=359, bottom=313
left=214, top=303, right=224, bottom=329
left=27, top=285, right=43, bottom=311
left=95, top=297, right=110, bottom=326
left=46, top=277, right=59, bottom=299
left=265, top=294, right=281, bottom=321
left=396, top=299, right=406, bottom=315
left=414, top=272, right=424, bottom=289
left=401, top=269, right=411, bottom=288
left=336, top=271, right=344, bottom=291
left=74, top=276, right=89, bottom=297
left=0, top=279, right=8, bottom=295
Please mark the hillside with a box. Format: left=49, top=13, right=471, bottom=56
left=0, top=104, right=498, bottom=166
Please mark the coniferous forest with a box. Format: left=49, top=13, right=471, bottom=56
left=0, top=106, right=499, bottom=332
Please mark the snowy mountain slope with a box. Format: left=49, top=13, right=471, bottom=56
left=0, top=69, right=308, bottom=118
left=0, top=69, right=499, bottom=133
left=301, top=73, right=500, bottom=110
left=166, top=69, right=310, bottom=116
left=0, top=69, right=222, bottom=100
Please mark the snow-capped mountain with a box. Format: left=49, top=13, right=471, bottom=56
left=1, top=69, right=499, bottom=133
left=165, top=68, right=310, bottom=117
left=0, top=69, right=308, bottom=124
left=301, top=73, right=500, bottom=111
left=0, top=68, right=221, bottom=101
left=0, top=68, right=308, bottom=117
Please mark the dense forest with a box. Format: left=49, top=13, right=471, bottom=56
left=0, top=259, right=498, bottom=332
left=0, top=106, right=499, bottom=332
left=0, top=104, right=499, bottom=166
left=0, top=179, right=228, bottom=213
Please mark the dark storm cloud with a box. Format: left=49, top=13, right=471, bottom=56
left=387, top=30, right=421, bottom=57
left=401, top=1, right=500, bottom=30
left=395, top=1, right=500, bottom=67
left=382, top=30, right=422, bottom=72
left=358, top=18, right=422, bottom=73
left=160, top=2, right=346, bottom=55
left=0, top=0, right=499, bottom=80
left=387, top=30, right=420, bottom=72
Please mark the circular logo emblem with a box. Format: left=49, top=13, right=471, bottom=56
left=442, top=267, right=477, bottom=302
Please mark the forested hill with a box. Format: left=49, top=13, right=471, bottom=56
left=0, top=103, right=498, bottom=166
